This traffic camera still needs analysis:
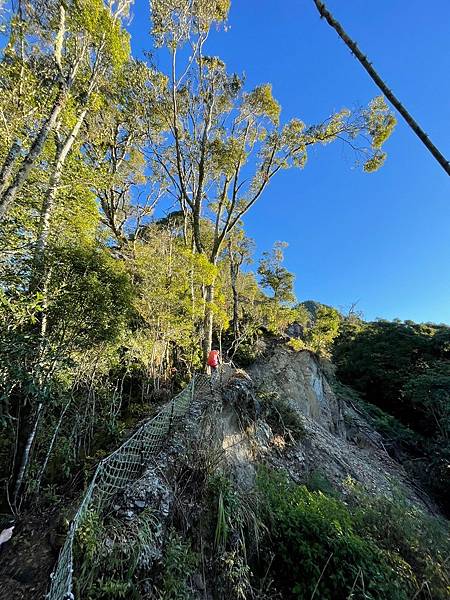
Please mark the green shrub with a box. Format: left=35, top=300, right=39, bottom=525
left=287, top=338, right=305, bottom=352
left=352, top=491, right=450, bottom=599
left=74, top=508, right=156, bottom=599
left=256, top=468, right=421, bottom=600
left=157, top=529, right=199, bottom=599
left=75, top=509, right=104, bottom=563
left=333, top=319, right=450, bottom=509
left=208, top=474, right=254, bottom=550
left=207, top=474, right=261, bottom=597
left=221, top=543, right=253, bottom=600
left=257, top=389, right=306, bottom=443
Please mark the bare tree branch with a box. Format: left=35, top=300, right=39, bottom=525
left=312, top=0, right=450, bottom=177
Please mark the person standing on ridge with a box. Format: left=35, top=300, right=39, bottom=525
left=207, top=349, right=220, bottom=389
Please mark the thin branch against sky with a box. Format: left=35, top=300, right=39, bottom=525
left=312, top=0, right=450, bottom=177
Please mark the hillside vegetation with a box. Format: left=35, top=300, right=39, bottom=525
left=0, top=0, right=394, bottom=517
left=0, top=1, right=448, bottom=599
left=334, top=317, right=450, bottom=510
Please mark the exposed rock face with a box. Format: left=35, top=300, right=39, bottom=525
left=219, top=370, right=271, bottom=489
left=220, top=405, right=256, bottom=489
left=248, top=346, right=345, bottom=436
left=219, top=346, right=437, bottom=513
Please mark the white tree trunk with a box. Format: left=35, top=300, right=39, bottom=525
left=0, top=87, right=68, bottom=220
left=202, top=282, right=215, bottom=369
left=12, top=402, right=43, bottom=509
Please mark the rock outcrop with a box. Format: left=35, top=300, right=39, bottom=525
left=248, top=345, right=345, bottom=435
left=219, top=345, right=437, bottom=513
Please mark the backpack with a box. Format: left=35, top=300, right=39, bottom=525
left=207, top=350, right=219, bottom=367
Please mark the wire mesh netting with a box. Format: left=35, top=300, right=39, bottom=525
left=46, top=365, right=233, bottom=600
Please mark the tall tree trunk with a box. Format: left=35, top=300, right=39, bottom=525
left=0, top=86, right=69, bottom=220
left=12, top=108, right=90, bottom=508
left=228, top=242, right=240, bottom=340
left=34, top=397, right=71, bottom=493
left=0, top=142, right=21, bottom=197
left=312, top=0, right=450, bottom=177
left=202, top=281, right=215, bottom=370
left=30, top=105, right=88, bottom=335
left=12, top=402, right=43, bottom=510
left=36, top=107, right=89, bottom=258
left=0, top=4, right=86, bottom=220
left=231, top=280, right=239, bottom=340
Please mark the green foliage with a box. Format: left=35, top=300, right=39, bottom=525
left=362, top=96, right=397, bottom=171
left=256, top=468, right=449, bottom=600
left=351, top=491, right=450, bottom=599
left=402, top=362, right=450, bottom=438
left=334, top=318, right=450, bottom=507
left=220, top=542, right=253, bottom=600
left=262, top=302, right=302, bottom=335
left=208, top=473, right=262, bottom=550
left=69, top=0, right=131, bottom=68
left=151, top=0, right=230, bottom=46
left=334, top=319, right=449, bottom=419
left=205, top=472, right=263, bottom=597
left=47, top=245, right=133, bottom=347
left=156, top=529, right=199, bottom=599
left=75, top=508, right=157, bottom=599
left=215, top=488, right=228, bottom=549
left=304, top=304, right=341, bottom=356
left=257, top=241, right=295, bottom=304
left=129, top=227, right=222, bottom=373
left=243, top=84, right=281, bottom=125
left=76, top=509, right=104, bottom=562
left=286, top=301, right=342, bottom=356
left=209, top=474, right=237, bottom=550
left=287, top=337, right=305, bottom=351
left=257, top=389, right=306, bottom=442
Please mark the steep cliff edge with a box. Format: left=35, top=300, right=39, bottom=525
left=219, top=345, right=437, bottom=512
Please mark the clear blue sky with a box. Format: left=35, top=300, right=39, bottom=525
left=127, top=0, right=450, bottom=324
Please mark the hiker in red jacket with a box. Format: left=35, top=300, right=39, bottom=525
left=207, top=349, right=220, bottom=370
left=207, top=349, right=220, bottom=390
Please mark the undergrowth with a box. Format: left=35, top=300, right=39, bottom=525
left=255, top=467, right=450, bottom=600
left=257, top=389, right=306, bottom=443
left=207, top=472, right=265, bottom=599
left=155, top=529, right=199, bottom=599
left=74, top=507, right=157, bottom=599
